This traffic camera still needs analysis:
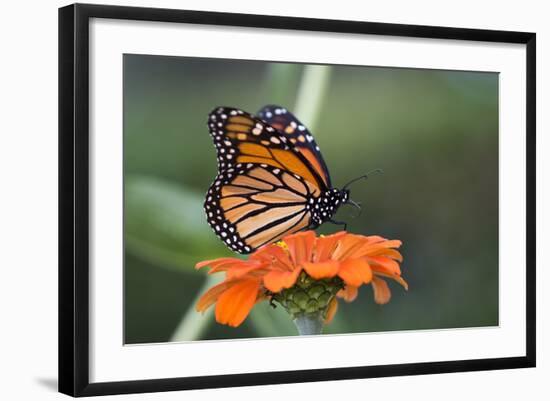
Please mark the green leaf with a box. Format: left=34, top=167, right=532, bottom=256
left=125, top=175, right=234, bottom=273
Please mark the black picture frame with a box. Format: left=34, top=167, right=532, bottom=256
left=59, top=3, right=536, bottom=397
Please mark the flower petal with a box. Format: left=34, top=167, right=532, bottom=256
left=368, top=255, right=401, bottom=276
left=215, top=278, right=261, bottom=327
left=252, top=244, right=294, bottom=271
left=196, top=281, right=232, bottom=312
left=224, top=262, right=268, bottom=279
left=372, top=276, right=391, bottom=304
left=195, top=257, right=243, bottom=270
left=302, top=260, right=339, bottom=280
left=365, top=237, right=401, bottom=247
left=366, top=248, right=403, bottom=262
left=332, top=235, right=401, bottom=261
left=337, top=258, right=372, bottom=286
left=325, top=297, right=338, bottom=324
left=331, top=234, right=366, bottom=260
left=263, top=267, right=302, bottom=293
left=337, top=285, right=359, bottom=302
left=393, top=276, right=408, bottom=290
left=363, top=235, right=386, bottom=244
left=313, top=231, right=347, bottom=262
left=375, top=272, right=409, bottom=290
left=368, top=240, right=401, bottom=255
left=284, top=231, right=316, bottom=265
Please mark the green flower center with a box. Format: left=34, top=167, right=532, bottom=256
left=270, top=271, right=344, bottom=321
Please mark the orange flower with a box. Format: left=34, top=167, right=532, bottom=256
left=195, top=231, right=407, bottom=329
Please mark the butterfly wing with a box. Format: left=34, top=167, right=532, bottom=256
left=257, top=104, right=332, bottom=188
left=205, top=163, right=315, bottom=253
left=207, top=106, right=326, bottom=190
left=205, top=106, right=326, bottom=253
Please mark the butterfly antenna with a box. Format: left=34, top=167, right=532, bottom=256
left=343, top=169, right=384, bottom=190
left=346, top=199, right=362, bottom=218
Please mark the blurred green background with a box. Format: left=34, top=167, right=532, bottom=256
left=123, top=54, right=498, bottom=344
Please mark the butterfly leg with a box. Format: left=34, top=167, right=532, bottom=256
left=328, top=219, right=347, bottom=231
left=269, top=296, right=278, bottom=309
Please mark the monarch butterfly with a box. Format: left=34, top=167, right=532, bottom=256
left=204, top=105, right=368, bottom=254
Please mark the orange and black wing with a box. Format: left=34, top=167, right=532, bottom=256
left=207, top=106, right=327, bottom=190
left=257, top=105, right=331, bottom=188
left=205, top=163, right=317, bottom=253
left=205, top=106, right=325, bottom=253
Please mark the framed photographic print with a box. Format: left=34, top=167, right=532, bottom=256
left=58, top=3, right=536, bottom=397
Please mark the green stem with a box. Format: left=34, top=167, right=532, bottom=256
left=293, top=313, right=324, bottom=335
left=293, top=65, right=333, bottom=132
left=290, top=66, right=333, bottom=337
left=264, top=63, right=302, bottom=104
left=170, top=274, right=222, bottom=342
